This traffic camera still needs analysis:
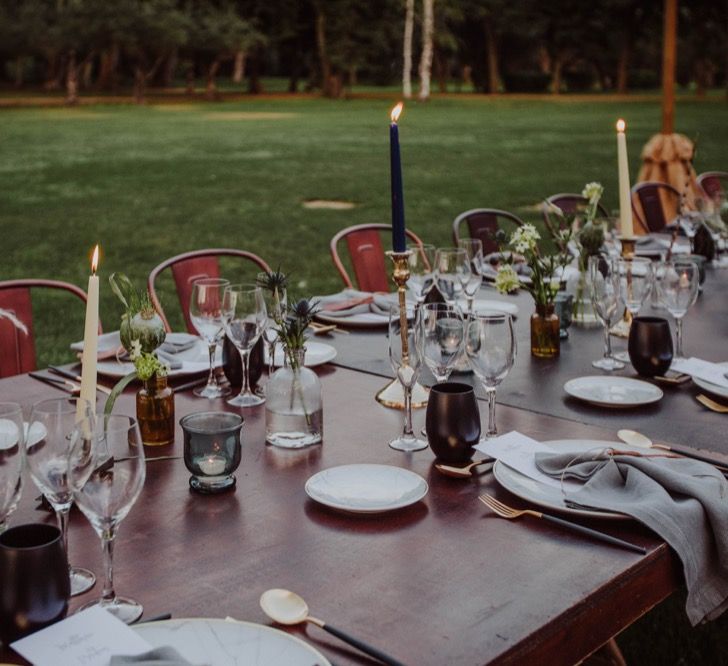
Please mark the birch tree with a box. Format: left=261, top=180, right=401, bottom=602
left=418, top=0, right=434, bottom=100
left=402, top=0, right=415, bottom=98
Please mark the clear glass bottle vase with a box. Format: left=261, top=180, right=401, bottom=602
left=265, top=348, right=323, bottom=448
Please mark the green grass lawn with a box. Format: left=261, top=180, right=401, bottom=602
left=2, top=95, right=728, bottom=661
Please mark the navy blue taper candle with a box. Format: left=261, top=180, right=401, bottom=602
left=389, top=103, right=407, bottom=252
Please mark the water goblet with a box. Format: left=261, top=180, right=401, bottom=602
left=655, top=259, right=700, bottom=360
left=435, top=247, right=469, bottom=306
left=190, top=278, right=231, bottom=399
left=256, top=273, right=288, bottom=397
left=416, top=303, right=465, bottom=383
left=407, top=243, right=437, bottom=305
left=71, top=414, right=146, bottom=623
left=388, top=304, right=427, bottom=452
left=26, top=397, right=97, bottom=596
left=465, top=311, right=516, bottom=439
left=0, top=402, right=24, bottom=534
left=457, top=238, right=484, bottom=313
left=589, top=256, right=625, bottom=371
left=613, top=257, right=653, bottom=362
left=223, top=284, right=268, bottom=407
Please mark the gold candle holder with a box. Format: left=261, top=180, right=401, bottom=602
left=375, top=250, right=429, bottom=409
left=617, top=235, right=637, bottom=259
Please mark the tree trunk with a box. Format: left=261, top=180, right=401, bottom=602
left=97, top=45, right=119, bottom=91
left=484, top=16, right=500, bottom=94
left=418, top=0, right=435, bottom=101
left=402, top=0, right=414, bottom=99
left=206, top=59, right=221, bottom=100
left=232, top=50, right=246, bottom=84
left=44, top=53, right=64, bottom=91
left=433, top=48, right=447, bottom=93
left=314, top=5, right=332, bottom=96
left=66, top=50, right=79, bottom=105
left=550, top=56, right=563, bottom=95
left=82, top=59, right=93, bottom=89
left=186, top=65, right=195, bottom=95
left=247, top=52, right=263, bottom=93
left=162, top=49, right=177, bottom=87
left=347, top=65, right=357, bottom=87
left=616, top=40, right=629, bottom=94
left=14, top=57, right=24, bottom=89
left=134, top=66, right=146, bottom=104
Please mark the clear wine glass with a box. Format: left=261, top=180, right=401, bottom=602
left=388, top=304, right=427, bottom=452
left=589, top=256, right=625, bottom=371
left=189, top=278, right=231, bottom=399
left=457, top=238, right=484, bottom=314
left=26, top=397, right=97, bottom=596
left=71, top=414, right=146, bottom=623
left=416, top=303, right=465, bottom=383
left=613, top=257, right=653, bottom=362
left=435, top=247, right=469, bottom=306
left=256, top=273, right=288, bottom=398
left=655, top=259, right=700, bottom=360
left=0, top=402, right=24, bottom=533
left=407, top=243, right=437, bottom=305
left=223, top=284, right=268, bottom=407
left=465, top=311, right=516, bottom=439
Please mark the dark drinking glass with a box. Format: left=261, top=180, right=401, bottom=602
left=425, top=382, right=481, bottom=463
left=628, top=316, right=673, bottom=378
left=0, top=523, right=70, bottom=643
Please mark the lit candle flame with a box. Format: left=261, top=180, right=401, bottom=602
left=391, top=102, right=404, bottom=124
left=616, top=119, right=626, bottom=133
left=91, top=244, right=99, bottom=275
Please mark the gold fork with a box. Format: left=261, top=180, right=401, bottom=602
left=478, top=494, right=646, bottom=554
left=696, top=394, right=728, bottom=414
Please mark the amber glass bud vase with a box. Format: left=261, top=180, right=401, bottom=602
left=530, top=303, right=560, bottom=358
left=136, top=374, right=175, bottom=446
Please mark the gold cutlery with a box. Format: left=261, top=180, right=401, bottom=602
left=618, top=428, right=728, bottom=470
left=697, top=394, right=728, bottom=414
left=49, top=365, right=112, bottom=396
left=478, top=494, right=646, bottom=555
left=310, top=321, right=348, bottom=335
left=29, top=372, right=80, bottom=395
left=435, top=458, right=493, bottom=478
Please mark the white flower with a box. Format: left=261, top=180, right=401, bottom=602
left=494, top=265, right=520, bottom=294
left=582, top=182, right=604, bottom=204
left=129, top=339, right=142, bottom=361
left=509, top=224, right=540, bottom=254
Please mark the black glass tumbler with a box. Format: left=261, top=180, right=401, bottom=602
left=425, top=382, right=481, bottom=463
left=0, top=523, right=70, bottom=643
left=628, top=316, right=673, bottom=378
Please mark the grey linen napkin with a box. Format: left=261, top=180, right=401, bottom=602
left=110, top=646, right=196, bottom=665
left=535, top=451, right=728, bottom=625
left=316, top=289, right=396, bottom=317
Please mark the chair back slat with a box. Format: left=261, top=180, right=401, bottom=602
left=346, top=230, right=390, bottom=293
left=697, top=171, right=728, bottom=200
left=170, top=257, right=222, bottom=333
left=543, top=194, right=609, bottom=231
left=0, top=287, right=35, bottom=377
left=631, top=182, right=680, bottom=233
left=452, top=209, right=524, bottom=255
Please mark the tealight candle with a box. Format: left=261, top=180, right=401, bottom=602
left=197, top=454, right=227, bottom=476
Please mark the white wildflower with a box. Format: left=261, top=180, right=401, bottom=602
left=510, top=224, right=540, bottom=254
left=494, top=265, right=520, bottom=294
left=129, top=339, right=142, bottom=361
left=582, top=182, right=604, bottom=204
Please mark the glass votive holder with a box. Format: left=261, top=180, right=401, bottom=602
left=554, top=292, right=574, bottom=339
left=180, top=412, right=243, bottom=494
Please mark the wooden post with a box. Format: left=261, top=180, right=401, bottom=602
left=661, top=0, right=677, bottom=134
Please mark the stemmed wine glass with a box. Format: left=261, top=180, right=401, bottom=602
left=416, top=303, right=465, bottom=383
left=435, top=248, right=469, bottom=306
left=613, top=257, right=653, bottom=362
left=0, top=402, right=24, bottom=533
left=71, top=414, right=146, bottom=623
left=407, top=243, right=437, bottom=306
left=189, top=278, right=231, bottom=399
left=223, top=284, right=268, bottom=407
left=26, top=397, right=97, bottom=596
left=465, top=311, right=516, bottom=439
left=256, top=273, right=288, bottom=397
left=388, top=304, right=427, bottom=452
left=589, top=256, right=625, bottom=371
left=456, top=238, right=484, bottom=313
left=655, top=259, right=700, bottom=360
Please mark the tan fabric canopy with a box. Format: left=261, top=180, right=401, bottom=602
left=634, top=133, right=701, bottom=234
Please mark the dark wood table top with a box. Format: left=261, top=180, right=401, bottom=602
left=321, top=267, right=728, bottom=455
left=2, top=367, right=680, bottom=665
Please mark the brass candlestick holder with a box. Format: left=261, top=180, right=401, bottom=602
left=617, top=235, right=637, bottom=259
left=375, top=250, right=429, bottom=411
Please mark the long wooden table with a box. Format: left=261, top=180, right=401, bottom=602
left=2, top=366, right=681, bottom=665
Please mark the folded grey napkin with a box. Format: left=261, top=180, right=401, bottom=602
left=110, top=646, right=195, bottom=665
left=535, top=450, right=728, bottom=625
left=316, top=289, right=396, bottom=318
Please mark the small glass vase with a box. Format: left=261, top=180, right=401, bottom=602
left=136, top=374, right=175, bottom=446
left=530, top=304, right=560, bottom=358
left=572, top=269, right=599, bottom=326
left=265, top=348, right=323, bottom=449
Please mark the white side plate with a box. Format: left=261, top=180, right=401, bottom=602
left=564, top=376, right=663, bottom=408
left=266, top=342, right=337, bottom=368
left=692, top=362, right=728, bottom=400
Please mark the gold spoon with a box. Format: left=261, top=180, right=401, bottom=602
left=259, top=589, right=405, bottom=666
left=435, top=458, right=493, bottom=478
left=618, top=429, right=728, bottom=470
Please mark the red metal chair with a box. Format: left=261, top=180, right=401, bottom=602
left=148, top=249, right=271, bottom=333
left=542, top=193, right=610, bottom=231
left=452, top=208, right=524, bottom=255
left=697, top=171, right=728, bottom=201
left=330, top=224, right=424, bottom=292
left=631, top=181, right=681, bottom=233
left=0, top=279, right=101, bottom=378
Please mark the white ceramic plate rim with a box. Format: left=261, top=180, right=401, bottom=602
left=95, top=339, right=217, bottom=379
left=266, top=342, right=337, bottom=368
left=458, top=298, right=519, bottom=316
left=133, top=618, right=332, bottom=666
left=564, top=376, right=663, bottom=408
left=305, top=463, right=428, bottom=514
left=692, top=361, right=728, bottom=399
left=493, top=438, right=634, bottom=520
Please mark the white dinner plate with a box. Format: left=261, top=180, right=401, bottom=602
left=493, top=439, right=633, bottom=520
left=564, top=376, right=663, bottom=408
left=265, top=342, right=337, bottom=368
left=305, top=464, right=428, bottom=514
left=692, top=362, right=728, bottom=400
left=133, top=618, right=331, bottom=666
left=461, top=298, right=519, bottom=316
left=313, top=293, right=414, bottom=329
